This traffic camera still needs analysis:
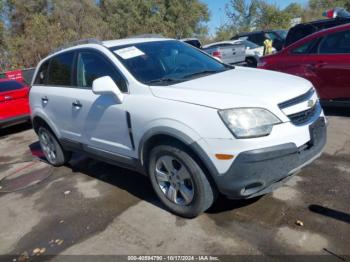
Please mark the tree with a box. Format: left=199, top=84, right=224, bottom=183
left=214, top=24, right=235, bottom=41
left=226, top=0, right=259, bottom=32
left=284, top=3, right=303, bottom=18
left=5, top=13, right=67, bottom=68
left=50, top=0, right=110, bottom=40
left=226, top=0, right=298, bottom=33
left=256, top=1, right=292, bottom=30
left=6, top=0, right=48, bottom=35
left=1, top=0, right=210, bottom=69
left=100, top=0, right=209, bottom=39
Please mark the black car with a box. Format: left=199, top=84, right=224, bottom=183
left=285, top=8, right=350, bottom=47
left=231, top=30, right=287, bottom=51
left=180, top=38, right=202, bottom=49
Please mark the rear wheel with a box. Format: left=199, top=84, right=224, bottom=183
left=148, top=143, right=216, bottom=218
left=38, top=126, right=71, bottom=166
left=246, top=57, right=257, bottom=67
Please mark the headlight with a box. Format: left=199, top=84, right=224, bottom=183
left=218, top=108, right=281, bottom=138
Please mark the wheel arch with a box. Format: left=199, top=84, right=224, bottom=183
left=139, top=129, right=219, bottom=191
left=32, top=115, right=59, bottom=138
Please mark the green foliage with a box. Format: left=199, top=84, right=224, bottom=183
left=0, top=0, right=209, bottom=69
left=225, top=0, right=304, bottom=33
left=213, top=24, right=235, bottom=42
left=226, top=0, right=260, bottom=33
left=100, top=0, right=209, bottom=39
left=256, top=2, right=292, bottom=30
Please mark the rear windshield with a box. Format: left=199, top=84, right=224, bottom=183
left=0, top=80, right=24, bottom=92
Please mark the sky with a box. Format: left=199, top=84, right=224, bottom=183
left=202, top=0, right=309, bottom=35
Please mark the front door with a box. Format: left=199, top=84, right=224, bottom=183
left=73, top=50, right=133, bottom=157
left=305, top=29, right=350, bottom=100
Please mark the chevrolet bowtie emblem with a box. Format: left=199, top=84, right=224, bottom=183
left=307, top=99, right=315, bottom=108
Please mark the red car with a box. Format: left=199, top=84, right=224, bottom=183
left=258, top=23, right=350, bottom=105
left=0, top=79, right=30, bottom=128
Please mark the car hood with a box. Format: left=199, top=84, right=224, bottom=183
left=150, top=67, right=313, bottom=110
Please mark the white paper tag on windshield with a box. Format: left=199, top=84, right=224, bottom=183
left=114, top=46, right=145, bottom=59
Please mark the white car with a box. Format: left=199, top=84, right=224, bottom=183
left=204, top=39, right=276, bottom=67
left=30, top=38, right=327, bottom=217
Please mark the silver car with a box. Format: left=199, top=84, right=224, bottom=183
left=202, top=42, right=246, bottom=64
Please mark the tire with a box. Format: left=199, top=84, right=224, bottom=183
left=246, top=57, right=257, bottom=68
left=148, top=142, right=216, bottom=218
left=38, top=126, right=71, bottom=166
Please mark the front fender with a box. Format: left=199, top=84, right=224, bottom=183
left=31, top=107, right=61, bottom=138
left=137, top=119, right=202, bottom=163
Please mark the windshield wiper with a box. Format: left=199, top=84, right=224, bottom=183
left=181, top=69, right=226, bottom=80
left=146, top=77, right=181, bottom=85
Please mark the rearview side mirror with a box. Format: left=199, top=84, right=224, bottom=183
left=92, top=76, right=124, bottom=103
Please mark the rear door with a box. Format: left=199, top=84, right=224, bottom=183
left=304, top=29, right=350, bottom=100
left=0, top=80, right=29, bottom=120
left=279, top=38, right=321, bottom=78
left=31, top=51, right=82, bottom=141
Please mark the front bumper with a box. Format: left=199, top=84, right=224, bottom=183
left=212, top=117, right=327, bottom=199
left=0, top=114, right=30, bottom=129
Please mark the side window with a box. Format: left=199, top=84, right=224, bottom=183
left=77, top=52, right=127, bottom=92
left=292, top=38, right=320, bottom=54
left=34, top=60, right=49, bottom=85
left=47, top=52, right=74, bottom=86
left=319, top=30, right=350, bottom=54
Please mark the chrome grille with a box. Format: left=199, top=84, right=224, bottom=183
left=278, top=88, right=315, bottom=109
left=288, top=103, right=319, bottom=125
left=278, top=88, right=320, bottom=126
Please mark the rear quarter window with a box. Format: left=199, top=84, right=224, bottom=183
left=34, top=61, right=49, bottom=85
left=0, top=80, right=25, bottom=92
left=47, top=52, right=75, bottom=86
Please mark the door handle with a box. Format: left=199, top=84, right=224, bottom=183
left=72, top=100, right=82, bottom=108
left=41, top=96, right=48, bottom=104
left=4, top=96, right=12, bottom=100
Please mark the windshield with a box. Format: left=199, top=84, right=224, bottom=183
left=274, top=30, right=288, bottom=39
left=111, top=40, right=230, bottom=85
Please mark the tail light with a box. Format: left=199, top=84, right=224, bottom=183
left=212, top=51, right=222, bottom=59
left=324, top=9, right=336, bottom=18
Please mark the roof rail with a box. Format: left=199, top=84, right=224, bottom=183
left=50, top=38, right=104, bottom=55
left=127, top=34, right=164, bottom=39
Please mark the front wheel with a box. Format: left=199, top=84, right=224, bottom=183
left=148, top=143, right=216, bottom=218
left=38, top=126, right=71, bottom=166
left=245, top=57, right=257, bottom=68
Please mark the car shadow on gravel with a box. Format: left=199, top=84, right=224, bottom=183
left=309, top=204, right=350, bottom=224
left=0, top=122, right=32, bottom=138
left=206, top=194, right=262, bottom=214
left=322, top=106, right=350, bottom=117
left=28, top=141, right=264, bottom=216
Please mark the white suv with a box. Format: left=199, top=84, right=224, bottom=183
left=30, top=38, right=327, bottom=217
